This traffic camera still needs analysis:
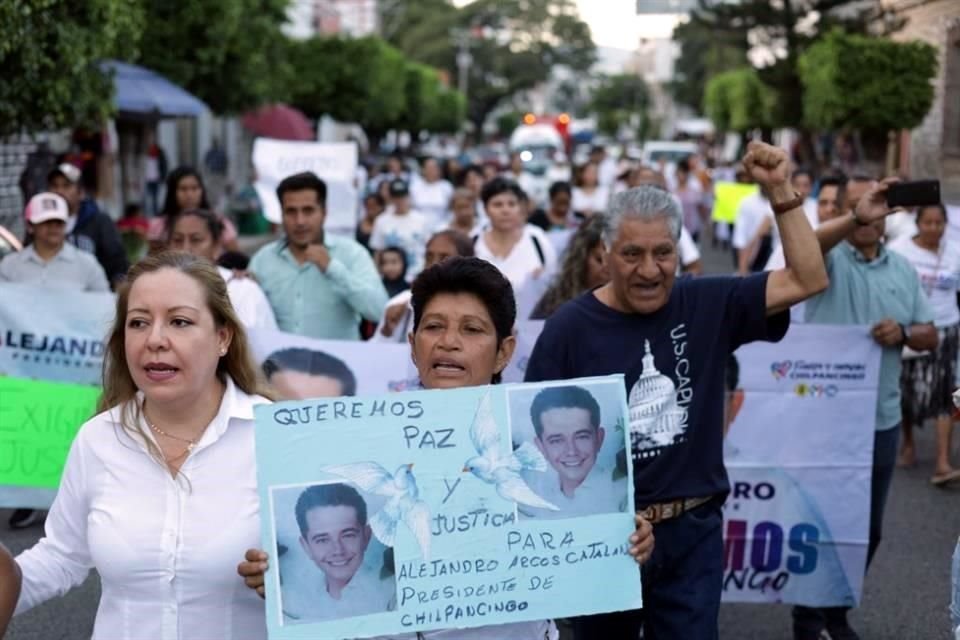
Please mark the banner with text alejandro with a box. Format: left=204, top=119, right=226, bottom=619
left=0, top=284, right=113, bottom=508
left=254, top=375, right=642, bottom=639
left=722, top=324, right=880, bottom=607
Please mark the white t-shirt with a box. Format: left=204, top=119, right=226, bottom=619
left=754, top=198, right=819, bottom=264
left=885, top=211, right=919, bottom=246
left=888, top=236, right=960, bottom=327
left=519, top=465, right=628, bottom=519
left=762, top=201, right=822, bottom=273
left=283, top=564, right=395, bottom=624
left=597, top=157, right=619, bottom=188
left=571, top=186, right=610, bottom=215
left=370, top=289, right=413, bottom=344
left=218, top=267, right=278, bottom=331
left=732, top=193, right=771, bottom=250
left=473, top=224, right=558, bottom=294
left=369, top=209, right=432, bottom=280
left=409, top=178, right=453, bottom=227
left=678, top=226, right=701, bottom=271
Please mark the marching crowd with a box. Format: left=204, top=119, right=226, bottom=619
left=0, top=138, right=957, bottom=640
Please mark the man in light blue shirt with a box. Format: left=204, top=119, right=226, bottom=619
left=250, top=172, right=388, bottom=340
left=792, top=175, right=937, bottom=640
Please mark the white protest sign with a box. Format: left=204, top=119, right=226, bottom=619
left=252, top=139, right=359, bottom=235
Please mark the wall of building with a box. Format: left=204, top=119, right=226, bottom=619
left=885, top=0, right=960, bottom=202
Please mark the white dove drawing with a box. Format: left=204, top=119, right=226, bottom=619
left=321, top=462, right=432, bottom=560
left=462, top=392, right=560, bottom=512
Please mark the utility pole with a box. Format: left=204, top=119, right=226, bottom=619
left=454, top=28, right=472, bottom=101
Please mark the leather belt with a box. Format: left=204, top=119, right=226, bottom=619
left=639, top=495, right=714, bottom=524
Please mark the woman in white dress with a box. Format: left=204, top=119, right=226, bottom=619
left=11, top=252, right=273, bottom=640
left=168, top=208, right=278, bottom=331
left=238, top=256, right=655, bottom=639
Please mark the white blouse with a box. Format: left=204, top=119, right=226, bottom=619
left=15, top=378, right=271, bottom=640
left=473, top=225, right=558, bottom=295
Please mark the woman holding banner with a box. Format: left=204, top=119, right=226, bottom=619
left=167, top=207, right=278, bottom=331
left=10, top=252, right=273, bottom=639
left=238, top=256, right=655, bottom=638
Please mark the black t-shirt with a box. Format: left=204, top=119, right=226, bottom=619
left=524, top=273, right=788, bottom=508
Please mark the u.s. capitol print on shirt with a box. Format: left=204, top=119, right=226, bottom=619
left=628, top=335, right=690, bottom=460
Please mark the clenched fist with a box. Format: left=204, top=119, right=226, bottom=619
left=742, top=141, right=791, bottom=192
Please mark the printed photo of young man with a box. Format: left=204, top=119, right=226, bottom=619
left=519, top=385, right=628, bottom=520
left=280, top=483, right=395, bottom=624
left=262, top=347, right=357, bottom=400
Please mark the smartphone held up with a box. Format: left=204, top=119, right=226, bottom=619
left=885, top=180, right=941, bottom=208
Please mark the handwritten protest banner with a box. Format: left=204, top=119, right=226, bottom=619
left=722, top=324, right=880, bottom=606
left=252, top=139, right=359, bottom=235
left=0, top=377, right=100, bottom=489
left=254, top=375, right=641, bottom=639
left=711, top=181, right=759, bottom=224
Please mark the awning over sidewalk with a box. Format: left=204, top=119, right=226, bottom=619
left=100, top=60, right=208, bottom=118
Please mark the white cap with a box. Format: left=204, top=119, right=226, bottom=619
left=48, top=163, right=81, bottom=185
left=25, top=192, right=69, bottom=224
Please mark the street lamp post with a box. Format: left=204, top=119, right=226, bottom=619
left=452, top=23, right=476, bottom=99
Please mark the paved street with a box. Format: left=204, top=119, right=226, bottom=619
left=2, top=237, right=958, bottom=639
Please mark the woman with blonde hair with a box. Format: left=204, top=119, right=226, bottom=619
left=11, top=251, right=272, bottom=639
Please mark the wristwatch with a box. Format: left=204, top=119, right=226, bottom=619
left=771, top=191, right=804, bottom=215
left=900, top=324, right=912, bottom=345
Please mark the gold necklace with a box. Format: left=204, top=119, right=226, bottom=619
left=147, top=420, right=198, bottom=454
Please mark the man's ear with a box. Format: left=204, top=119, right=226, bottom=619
left=596, top=426, right=606, bottom=450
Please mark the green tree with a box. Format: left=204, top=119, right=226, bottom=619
left=396, top=62, right=442, bottom=136
left=670, top=18, right=749, bottom=111
left=426, top=89, right=467, bottom=134
left=288, top=36, right=407, bottom=146
left=136, top=0, right=291, bottom=114
left=704, top=68, right=775, bottom=133
left=590, top=74, right=650, bottom=139
left=683, top=0, right=903, bottom=127
left=381, top=0, right=595, bottom=135
left=0, top=0, right=145, bottom=136
left=799, top=30, right=937, bottom=133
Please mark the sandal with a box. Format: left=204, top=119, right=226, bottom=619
left=930, top=469, right=960, bottom=486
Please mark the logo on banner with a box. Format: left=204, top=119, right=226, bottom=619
left=770, top=361, right=792, bottom=380
left=794, top=383, right=839, bottom=398
left=0, top=330, right=104, bottom=369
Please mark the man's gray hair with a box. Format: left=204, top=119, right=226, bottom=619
left=603, top=186, right=683, bottom=248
